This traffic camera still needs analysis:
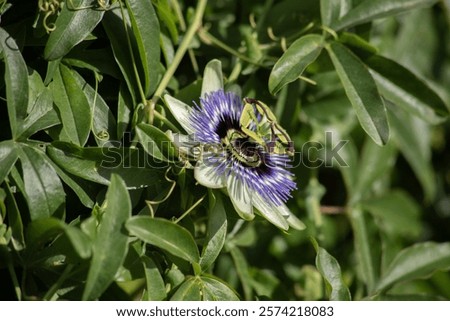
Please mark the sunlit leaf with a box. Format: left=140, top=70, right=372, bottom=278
left=44, top=0, right=105, bottom=60
left=126, top=217, right=199, bottom=263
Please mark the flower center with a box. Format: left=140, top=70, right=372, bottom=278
left=224, top=130, right=263, bottom=168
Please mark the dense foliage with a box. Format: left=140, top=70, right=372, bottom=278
left=1, top=0, right=450, bottom=300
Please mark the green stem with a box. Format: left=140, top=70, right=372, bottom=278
left=174, top=194, right=206, bottom=224
left=42, top=264, right=74, bottom=301
left=7, top=261, right=21, bottom=300
left=198, top=27, right=266, bottom=67
left=150, top=0, right=208, bottom=109
left=153, top=110, right=180, bottom=132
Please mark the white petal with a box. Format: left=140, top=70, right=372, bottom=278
left=194, top=162, right=226, bottom=189
left=252, top=193, right=289, bottom=231
left=201, top=59, right=224, bottom=98
left=163, top=94, right=195, bottom=134
left=286, top=211, right=306, bottom=230
left=227, top=173, right=254, bottom=221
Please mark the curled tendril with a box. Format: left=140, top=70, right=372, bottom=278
left=145, top=167, right=177, bottom=217
left=38, top=0, right=62, bottom=33
left=66, top=0, right=118, bottom=11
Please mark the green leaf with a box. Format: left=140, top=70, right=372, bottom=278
left=136, top=123, right=176, bottom=162
left=0, top=141, right=18, bottom=184
left=269, top=34, right=324, bottom=95
left=47, top=142, right=164, bottom=189
left=69, top=68, right=118, bottom=144
left=117, top=84, right=133, bottom=140
left=20, top=87, right=59, bottom=139
left=44, top=0, right=105, bottom=60
left=51, top=64, right=92, bottom=146
left=199, top=191, right=227, bottom=271
left=376, top=242, right=450, bottom=293
left=387, top=103, right=436, bottom=200
left=349, top=207, right=380, bottom=293
left=25, top=217, right=91, bottom=260
left=312, top=239, right=351, bottom=300
left=333, top=0, right=439, bottom=31
left=361, top=190, right=422, bottom=239
left=18, top=145, right=65, bottom=220
left=230, top=246, right=253, bottom=300
left=201, top=59, right=224, bottom=98
left=83, top=174, right=131, bottom=300
left=142, top=256, right=166, bottom=301
left=351, top=137, right=397, bottom=203
left=327, top=42, right=389, bottom=145
left=201, top=275, right=240, bottom=300
left=126, top=216, right=199, bottom=263
left=5, top=182, right=25, bottom=251
left=102, top=7, right=140, bottom=104
left=365, top=55, right=448, bottom=124
left=170, top=277, right=202, bottom=300
left=170, top=275, right=239, bottom=301
left=125, top=0, right=160, bottom=96
left=321, top=0, right=343, bottom=26
left=0, top=27, right=28, bottom=138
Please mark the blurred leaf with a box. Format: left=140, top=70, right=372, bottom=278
left=44, top=0, right=104, bottom=60
left=0, top=140, right=18, bottom=184
left=269, top=34, right=324, bottom=95
left=126, top=216, right=199, bottom=263
left=47, top=142, right=164, bottom=189
left=327, top=42, right=389, bottom=145
left=154, top=0, right=179, bottom=43
left=333, top=0, right=439, bottom=30
left=142, top=256, right=166, bottom=300
left=0, top=27, right=28, bottom=138
left=312, top=238, right=351, bottom=300
left=376, top=242, right=450, bottom=293
left=83, top=174, right=131, bottom=300
left=199, top=191, right=227, bottom=271
left=361, top=190, right=422, bottom=239
left=125, top=0, right=160, bottom=96
left=366, top=55, right=448, bottom=123
left=18, top=145, right=65, bottom=220
left=230, top=246, right=253, bottom=300
left=352, top=138, right=397, bottom=203
left=321, top=0, right=343, bottom=26
left=387, top=103, right=436, bottom=200
left=136, top=123, right=176, bottom=162
left=349, top=207, right=380, bottom=293
left=51, top=64, right=92, bottom=146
